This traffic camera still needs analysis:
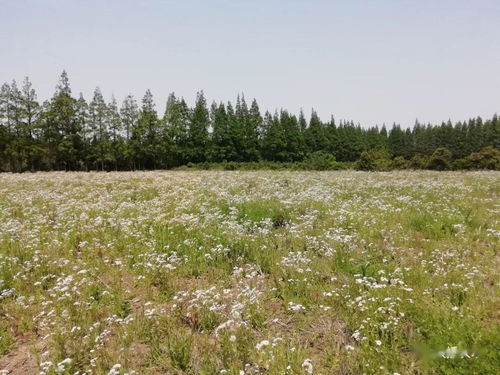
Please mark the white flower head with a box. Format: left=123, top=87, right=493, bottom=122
left=302, top=358, right=313, bottom=374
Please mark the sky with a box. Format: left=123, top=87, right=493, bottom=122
left=1, top=0, right=499, bottom=128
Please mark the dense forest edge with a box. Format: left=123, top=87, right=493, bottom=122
left=0, top=71, right=499, bottom=172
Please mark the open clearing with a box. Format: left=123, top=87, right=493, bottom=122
left=0, top=171, right=499, bottom=375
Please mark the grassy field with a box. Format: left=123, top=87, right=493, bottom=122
left=0, top=171, right=498, bottom=375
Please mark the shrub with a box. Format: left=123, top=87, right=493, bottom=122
left=356, top=151, right=377, bottom=171
left=427, top=147, right=452, bottom=170
left=452, top=158, right=473, bottom=170
left=223, top=162, right=238, bottom=170
left=355, top=150, right=393, bottom=171
left=391, top=156, right=408, bottom=170
left=301, top=151, right=340, bottom=170
left=409, top=154, right=428, bottom=169
left=465, top=146, right=500, bottom=170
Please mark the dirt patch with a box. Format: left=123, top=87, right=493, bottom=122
left=0, top=340, right=37, bottom=375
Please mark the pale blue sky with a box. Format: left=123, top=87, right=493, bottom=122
left=1, top=0, right=499, bottom=127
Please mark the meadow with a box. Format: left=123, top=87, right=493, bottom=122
left=0, top=171, right=498, bottom=375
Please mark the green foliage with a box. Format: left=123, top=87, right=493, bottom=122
left=0, top=71, right=498, bottom=171
left=188, top=91, right=209, bottom=163
left=409, top=153, right=429, bottom=169
left=199, top=308, right=222, bottom=333
left=168, top=333, right=192, bottom=371
left=0, top=323, right=13, bottom=356
left=301, top=151, right=340, bottom=170
left=452, top=158, right=473, bottom=170
left=464, top=146, right=500, bottom=170
left=356, top=151, right=377, bottom=171
left=427, top=147, right=453, bottom=170
left=391, top=156, right=408, bottom=170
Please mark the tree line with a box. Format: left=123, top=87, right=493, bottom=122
left=0, top=71, right=498, bottom=172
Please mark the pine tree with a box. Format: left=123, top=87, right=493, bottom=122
left=137, top=89, right=160, bottom=169
left=261, top=110, right=286, bottom=161
left=298, top=109, right=307, bottom=134
left=18, top=77, right=40, bottom=170
left=0, top=83, right=13, bottom=134
left=281, top=110, right=303, bottom=161
left=163, top=93, right=189, bottom=166
left=41, top=71, right=79, bottom=170
left=0, top=83, right=15, bottom=170
left=9, top=80, right=23, bottom=138
left=325, top=117, right=339, bottom=157
left=188, top=91, right=209, bottom=163
left=304, top=110, right=328, bottom=154
left=210, top=101, right=233, bottom=162
left=19, top=77, right=39, bottom=138
left=75, top=93, right=89, bottom=169
left=108, top=95, right=121, bottom=142
left=75, top=93, right=89, bottom=142
left=89, top=87, right=109, bottom=170
left=244, top=98, right=262, bottom=161
left=388, top=124, right=406, bottom=157
left=108, top=95, right=122, bottom=170
left=120, top=95, right=139, bottom=169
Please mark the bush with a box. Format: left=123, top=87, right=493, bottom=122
left=355, top=151, right=376, bottom=171
left=409, top=154, right=428, bottom=169
left=223, top=162, right=238, bottom=170
left=355, top=150, right=393, bottom=171
left=391, top=156, right=408, bottom=170
left=465, top=146, right=500, bottom=170
left=427, top=147, right=452, bottom=170
left=452, top=158, right=473, bottom=170
left=301, top=151, right=341, bottom=170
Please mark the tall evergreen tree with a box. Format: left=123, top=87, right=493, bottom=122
left=137, top=89, right=160, bottom=169
left=210, top=101, right=234, bottom=162
left=188, top=91, right=209, bottom=163
left=17, top=77, right=40, bottom=170
left=281, top=110, right=303, bottom=161
left=163, top=93, right=189, bottom=166
left=88, top=87, right=109, bottom=170
left=19, top=77, right=39, bottom=139
left=108, top=95, right=122, bottom=170
left=242, top=98, right=262, bottom=161
left=261, top=110, right=286, bottom=161
left=304, top=110, right=328, bottom=154
left=120, top=94, right=139, bottom=168
left=41, top=71, right=79, bottom=170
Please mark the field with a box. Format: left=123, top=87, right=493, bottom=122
left=0, top=171, right=498, bottom=375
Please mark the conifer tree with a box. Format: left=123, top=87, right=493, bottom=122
left=304, top=110, right=328, bottom=154
left=137, top=89, right=160, bottom=169
left=88, top=87, right=108, bottom=170
left=188, top=91, right=209, bottom=163
left=261, top=110, right=286, bottom=161
left=120, top=94, right=139, bottom=168
left=19, top=77, right=39, bottom=139
left=245, top=98, right=262, bottom=161
left=108, top=95, right=122, bottom=169
left=42, top=71, right=79, bottom=170
left=163, top=93, right=189, bottom=166
left=210, top=101, right=233, bottom=162
left=281, top=110, right=303, bottom=161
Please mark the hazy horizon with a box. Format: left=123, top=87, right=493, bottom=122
left=1, top=0, right=499, bottom=127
